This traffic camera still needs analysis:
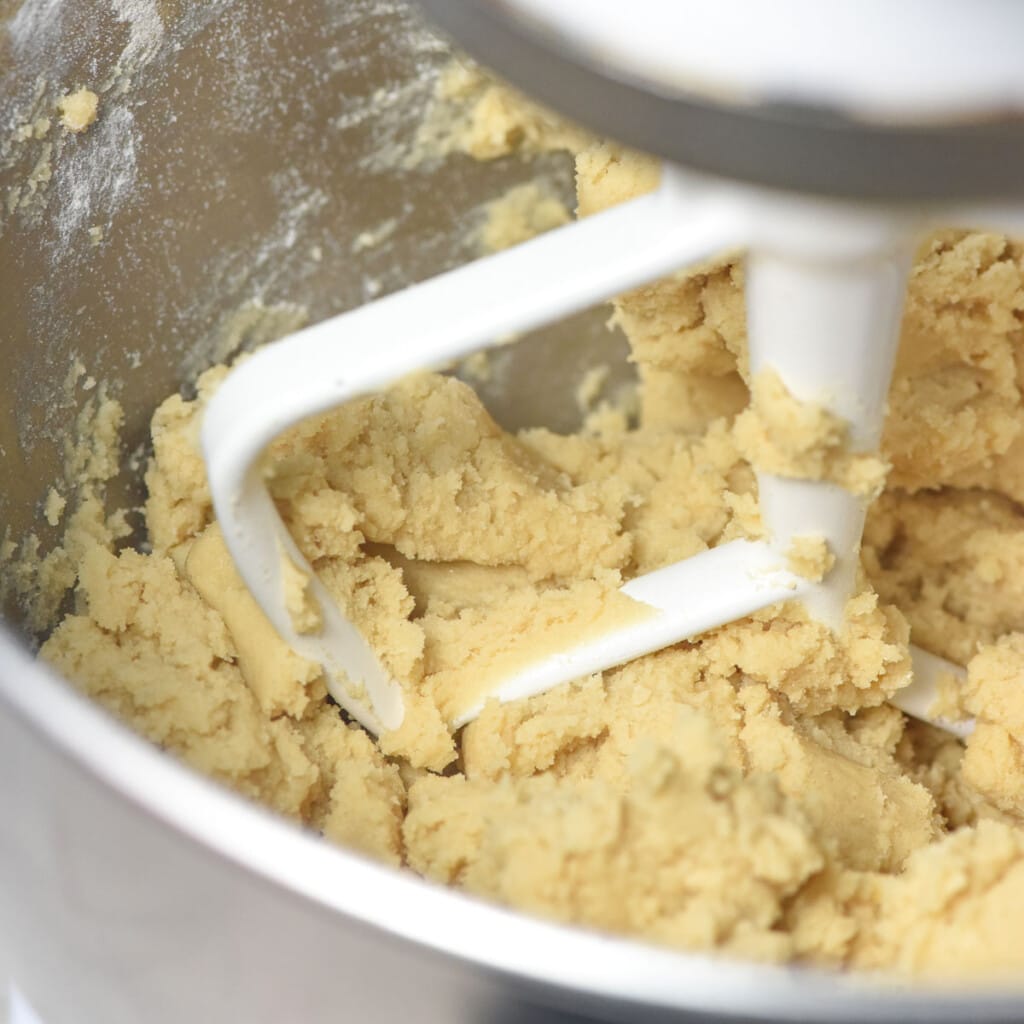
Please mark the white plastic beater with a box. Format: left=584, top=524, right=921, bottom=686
left=202, top=1, right=1024, bottom=738
left=203, top=163, right=1024, bottom=737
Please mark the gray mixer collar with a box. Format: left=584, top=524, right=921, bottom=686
left=419, top=0, right=1024, bottom=200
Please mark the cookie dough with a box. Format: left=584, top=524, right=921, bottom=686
left=31, top=72, right=1024, bottom=980
left=58, top=88, right=99, bottom=133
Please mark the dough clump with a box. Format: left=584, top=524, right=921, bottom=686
left=58, top=88, right=99, bottom=133
left=30, top=67, right=1024, bottom=980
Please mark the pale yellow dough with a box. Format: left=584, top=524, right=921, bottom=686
left=735, top=371, right=890, bottom=497
left=58, top=89, right=99, bottom=133
left=28, top=68, right=1024, bottom=981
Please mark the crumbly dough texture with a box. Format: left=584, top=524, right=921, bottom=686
left=58, top=89, right=99, bottom=133
left=476, top=181, right=570, bottom=253
left=735, top=371, right=890, bottom=497
left=28, top=66, right=1024, bottom=980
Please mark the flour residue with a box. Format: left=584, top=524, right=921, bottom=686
left=8, top=0, right=68, bottom=58
left=111, top=0, right=165, bottom=73
left=2, top=0, right=167, bottom=242
left=55, top=104, right=137, bottom=246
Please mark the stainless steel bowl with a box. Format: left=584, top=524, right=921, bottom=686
left=2, top=3, right=1023, bottom=1021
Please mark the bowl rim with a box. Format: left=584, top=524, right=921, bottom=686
left=4, top=625, right=1024, bottom=1022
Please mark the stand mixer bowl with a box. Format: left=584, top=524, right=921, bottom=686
left=2, top=2, right=1024, bottom=1021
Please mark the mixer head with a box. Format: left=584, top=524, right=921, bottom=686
left=419, top=0, right=1024, bottom=199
